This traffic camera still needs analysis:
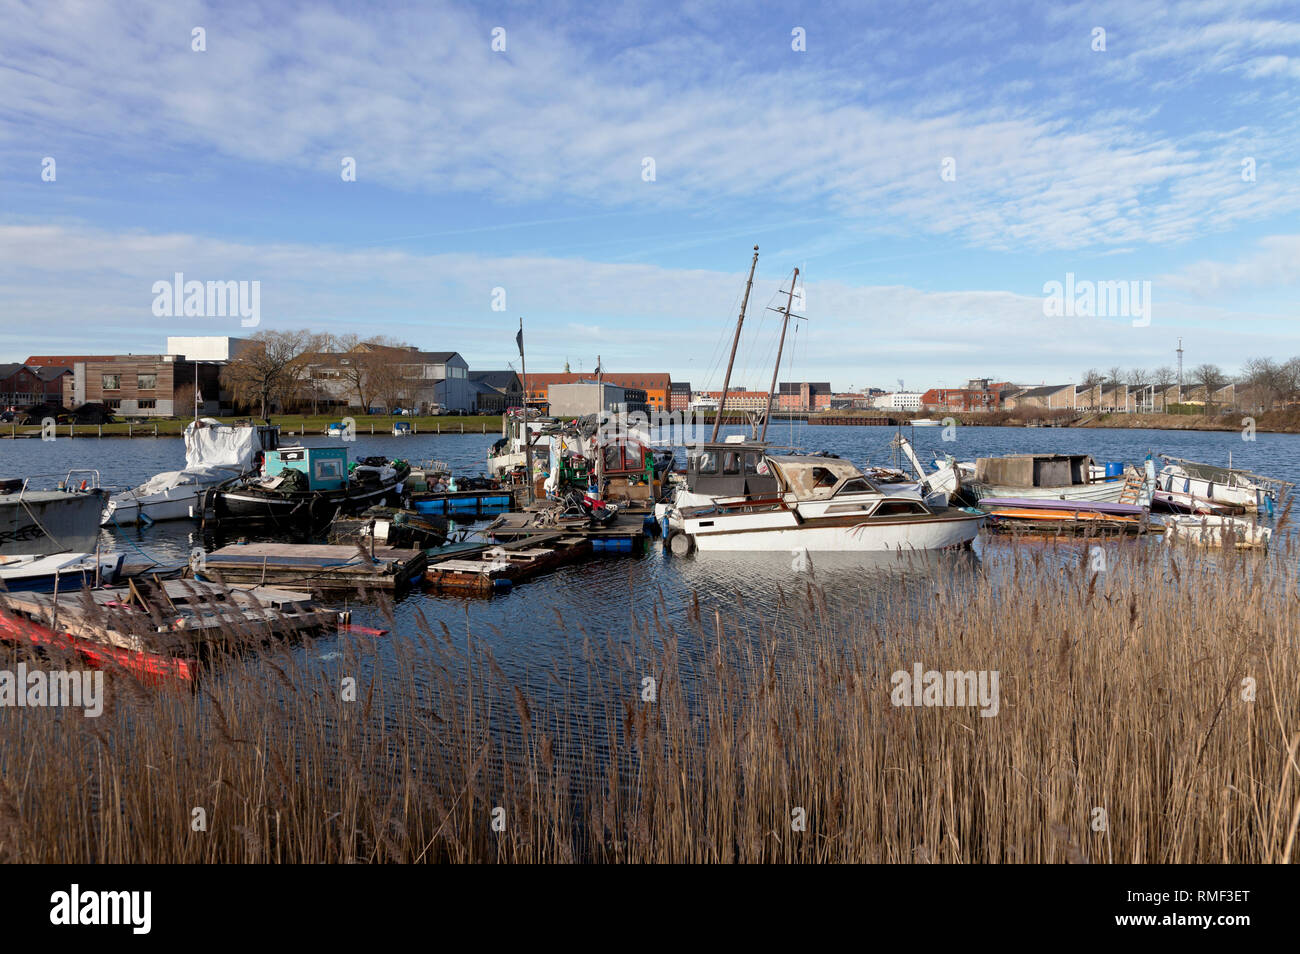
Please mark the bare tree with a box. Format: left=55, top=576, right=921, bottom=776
left=1125, top=368, right=1150, bottom=412
left=1080, top=369, right=1104, bottom=411
left=328, top=335, right=415, bottom=413
left=371, top=361, right=409, bottom=414
left=1152, top=366, right=1174, bottom=412
left=1191, top=363, right=1228, bottom=416
left=1241, top=357, right=1283, bottom=413
left=222, top=330, right=318, bottom=419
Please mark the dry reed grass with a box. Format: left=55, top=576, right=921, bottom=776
left=1, top=535, right=1298, bottom=863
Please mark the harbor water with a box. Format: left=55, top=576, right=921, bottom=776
left=3, top=423, right=1297, bottom=691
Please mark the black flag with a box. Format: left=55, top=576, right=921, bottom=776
left=516, top=327, right=524, bottom=357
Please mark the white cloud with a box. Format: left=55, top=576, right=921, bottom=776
left=2, top=0, right=1298, bottom=250
left=2, top=223, right=1297, bottom=383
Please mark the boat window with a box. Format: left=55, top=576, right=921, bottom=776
left=723, top=452, right=741, bottom=475
left=694, top=452, right=718, bottom=475
left=743, top=453, right=760, bottom=476
left=835, top=477, right=873, bottom=494
left=874, top=500, right=927, bottom=516
left=315, top=460, right=343, bottom=481
left=812, top=467, right=837, bottom=488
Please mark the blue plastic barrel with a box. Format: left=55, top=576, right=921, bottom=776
left=1104, top=461, right=1123, bottom=478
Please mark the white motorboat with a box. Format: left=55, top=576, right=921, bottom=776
left=669, top=454, right=983, bottom=553
left=101, top=420, right=277, bottom=525
left=1161, top=514, right=1271, bottom=550
left=1154, top=456, right=1291, bottom=515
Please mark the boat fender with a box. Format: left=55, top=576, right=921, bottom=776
left=668, top=532, right=694, bottom=556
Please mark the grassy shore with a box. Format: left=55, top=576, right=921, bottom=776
left=877, top=408, right=1300, bottom=433
left=0, top=413, right=503, bottom=439
left=2, top=537, right=1298, bottom=863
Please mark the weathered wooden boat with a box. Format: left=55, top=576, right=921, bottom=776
left=978, top=496, right=1149, bottom=534
left=670, top=454, right=983, bottom=553
left=328, top=506, right=449, bottom=550
left=0, top=579, right=335, bottom=683
left=201, top=447, right=408, bottom=527
left=943, top=453, right=1132, bottom=505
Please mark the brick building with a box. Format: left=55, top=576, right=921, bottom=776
left=524, top=372, right=671, bottom=414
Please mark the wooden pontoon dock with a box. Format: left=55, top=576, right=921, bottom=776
left=425, top=534, right=593, bottom=594
left=198, top=543, right=428, bottom=591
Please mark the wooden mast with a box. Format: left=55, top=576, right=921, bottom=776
left=519, top=317, right=533, bottom=505
left=595, top=354, right=603, bottom=496
left=711, top=245, right=759, bottom=442
left=759, top=267, right=799, bottom=443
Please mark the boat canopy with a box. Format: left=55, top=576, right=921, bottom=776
left=686, top=441, right=777, bottom=498
left=766, top=455, right=877, bottom=500
left=184, top=419, right=265, bottom=472
left=975, top=453, right=1093, bottom=488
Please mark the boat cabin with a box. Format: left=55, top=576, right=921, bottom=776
left=765, top=455, right=878, bottom=500
left=686, top=439, right=778, bottom=498
left=975, top=453, right=1094, bottom=488
left=262, top=447, right=349, bottom=491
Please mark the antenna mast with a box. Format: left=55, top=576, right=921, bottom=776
left=711, top=245, right=760, bottom=442
left=760, top=267, right=799, bottom=443
left=1176, top=336, right=1184, bottom=404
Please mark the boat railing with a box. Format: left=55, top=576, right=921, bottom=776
left=8, top=469, right=102, bottom=501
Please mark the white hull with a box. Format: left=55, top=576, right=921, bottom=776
left=690, top=515, right=981, bottom=551
left=1162, top=515, right=1270, bottom=549
left=102, top=471, right=236, bottom=525
left=1157, top=467, right=1259, bottom=511
left=103, top=487, right=204, bottom=525
left=971, top=480, right=1126, bottom=503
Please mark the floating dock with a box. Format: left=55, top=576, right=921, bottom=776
left=199, top=543, right=427, bottom=591
left=425, top=534, right=592, bottom=595
left=484, top=511, right=651, bottom=552
left=408, top=489, right=519, bottom=518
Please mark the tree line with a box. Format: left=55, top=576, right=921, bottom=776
left=221, top=330, right=418, bottom=417
left=1079, top=357, right=1300, bottom=414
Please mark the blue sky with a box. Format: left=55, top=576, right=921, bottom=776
left=2, top=0, right=1299, bottom=393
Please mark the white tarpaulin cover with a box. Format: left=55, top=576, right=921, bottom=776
left=184, top=419, right=263, bottom=471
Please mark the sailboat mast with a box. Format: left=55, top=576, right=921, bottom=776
left=759, top=267, right=798, bottom=443
left=519, top=317, right=534, bottom=505
left=711, top=245, right=759, bottom=442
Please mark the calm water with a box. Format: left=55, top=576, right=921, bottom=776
left=2, top=422, right=1296, bottom=686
